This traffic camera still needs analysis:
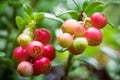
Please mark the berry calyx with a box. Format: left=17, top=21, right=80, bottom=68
left=26, top=41, right=44, bottom=59
left=57, top=33, right=73, bottom=48
left=34, top=28, right=52, bottom=44
left=91, top=12, right=108, bottom=29
left=43, top=44, right=55, bottom=61
left=84, top=27, right=103, bottom=46
left=33, top=57, right=51, bottom=75
left=17, top=61, right=33, bottom=77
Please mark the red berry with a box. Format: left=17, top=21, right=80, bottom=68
left=43, top=44, right=55, bottom=61
left=73, top=24, right=86, bottom=37
left=17, top=61, right=33, bottom=77
left=84, top=27, right=103, bottom=46
left=13, top=46, right=29, bottom=63
left=34, top=28, right=52, bottom=44
left=26, top=41, right=44, bottom=59
left=62, top=19, right=79, bottom=34
left=57, top=33, right=73, bottom=48
left=91, top=12, right=108, bottom=29
left=33, top=57, right=51, bottom=75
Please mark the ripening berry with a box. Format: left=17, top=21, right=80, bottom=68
left=84, top=27, right=103, bottom=46
left=91, top=12, right=108, bottom=29
left=33, top=57, right=51, bottom=75
left=17, top=33, right=32, bottom=48
left=57, top=33, right=73, bottom=48
left=17, top=61, right=33, bottom=77
left=43, top=44, right=55, bottom=61
left=34, top=28, right=52, bottom=44
left=13, top=46, right=29, bottom=63
left=73, top=37, right=88, bottom=51
left=62, top=19, right=79, bottom=34
left=26, top=41, right=44, bottom=59
left=73, top=24, right=86, bottom=37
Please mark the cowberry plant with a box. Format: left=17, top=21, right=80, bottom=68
left=0, top=0, right=120, bottom=80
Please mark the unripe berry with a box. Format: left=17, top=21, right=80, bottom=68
left=43, top=44, right=55, bottom=61
left=91, top=12, right=108, bottom=29
left=73, top=24, right=86, bottom=37
left=58, top=33, right=73, bottom=48
left=17, top=33, right=32, bottom=48
left=34, top=28, right=52, bottom=44
left=17, top=61, right=33, bottom=77
left=73, top=37, right=88, bottom=51
left=84, top=27, right=103, bottom=46
left=13, top=46, right=29, bottom=63
left=62, top=19, right=79, bottom=34
left=26, top=41, right=44, bottom=59
left=33, top=57, right=51, bottom=75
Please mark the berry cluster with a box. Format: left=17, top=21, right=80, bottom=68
left=58, top=12, right=107, bottom=55
left=13, top=28, right=55, bottom=77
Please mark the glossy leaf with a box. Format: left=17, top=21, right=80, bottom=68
left=44, top=13, right=64, bottom=23
left=24, top=12, right=31, bottom=23
left=23, top=3, right=32, bottom=16
left=75, top=56, right=99, bottom=70
left=0, top=52, right=6, bottom=57
left=100, top=46, right=119, bottom=61
left=82, top=0, right=89, bottom=10
left=15, top=16, right=25, bottom=30
left=84, top=2, right=103, bottom=13
left=33, top=12, right=44, bottom=24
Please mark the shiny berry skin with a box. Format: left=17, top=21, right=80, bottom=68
left=58, top=33, right=73, bottom=48
left=33, top=57, right=51, bottom=75
left=62, top=19, right=79, bottom=35
left=17, top=33, right=32, bottom=48
left=73, top=24, right=86, bottom=37
left=26, top=41, right=44, bottom=59
left=84, top=27, right=103, bottom=46
left=13, top=46, right=29, bottom=63
left=91, top=12, right=108, bottom=29
left=43, top=44, right=55, bottom=61
left=73, top=37, right=88, bottom=51
left=34, top=28, right=52, bottom=44
left=17, top=61, right=33, bottom=77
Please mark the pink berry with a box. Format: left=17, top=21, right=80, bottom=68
left=62, top=19, right=79, bottom=34
left=43, top=44, right=55, bottom=61
left=84, top=27, right=103, bottom=46
left=91, top=12, right=108, bottom=29
left=13, top=46, right=29, bottom=63
left=34, top=28, right=52, bottom=44
left=17, top=61, right=33, bottom=77
left=26, top=41, right=44, bottom=59
left=33, top=57, right=51, bottom=75
left=57, top=33, right=73, bottom=48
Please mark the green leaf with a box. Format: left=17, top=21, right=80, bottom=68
left=24, top=12, right=31, bottom=23
left=15, top=16, right=25, bottom=30
left=23, top=3, right=32, bottom=16
left=100, top=46, right=119, bottom=61
left=44, top=13, right=64, bottom=23
left=84, top=2, right=103, bottom=13
left=51, top=61, right=64, bottom=66
left=108, top=22, right=115, bottom=28
left=82, top=0, right=89, bottom=10
left=75, top=56, right=99, bottom=69
left=33, top=12, right=44, bottom=24
left=0, top=52, right=6, bottom=57
left=56, top=10, right=79, bottom=19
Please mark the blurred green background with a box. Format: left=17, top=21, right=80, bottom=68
left=0, top=0, right=120, bottom=80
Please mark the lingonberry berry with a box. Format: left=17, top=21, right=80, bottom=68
left=91, top=12, right=108, bottom=29
left=57, top=33, right=73, bottom=48
left=33, top=57, right=51, bottom=75
left=17, top=61, right=33, bottom=77
left=62, top=19, right=79, bottom=35
left=73, top=37, right=88, bottom=51
left=34, top=28, right=52, bottom=44
left=17, top=33, right=32, bottom=48
left=26, top=41, right=44, bottom=59
left=13, top=46, right=29, bottom=63
left=43, top=44, right=55, bottom=61
left=84, top=27, right=103, bottom=46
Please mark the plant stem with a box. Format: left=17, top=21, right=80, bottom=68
left=61, top=53, right=73, bottom=80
